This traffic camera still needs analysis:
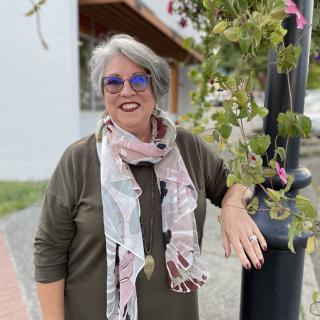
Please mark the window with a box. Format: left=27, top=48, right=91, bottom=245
left=79, top=34, right=105, bottom=111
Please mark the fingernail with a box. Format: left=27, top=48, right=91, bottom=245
left=245, top=263, right=251, bottom=270
left=256, top=263, right=261, bottom=270
left=259, top=259, right=264, bottom=266
left=263, top=245, right=267, bottom=251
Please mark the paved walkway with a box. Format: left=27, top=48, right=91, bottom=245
left=0, top=229, right=30, bottom=320
left=0, top=202, right=319, bottom=320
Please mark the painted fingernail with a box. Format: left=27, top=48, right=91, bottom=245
left=245, top=263, right=251, bottom=270
left=259, top=259, right=264, bottom=266
left=263, top=245, right=267, bottom=251
left=256, top=263, right=261, bottom=270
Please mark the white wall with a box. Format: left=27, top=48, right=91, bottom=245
left=0, top=0, right=80, bottom=180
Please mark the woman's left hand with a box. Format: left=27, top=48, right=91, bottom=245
left=220, top=184, right=267, bottom=270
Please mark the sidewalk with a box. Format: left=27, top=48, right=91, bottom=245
left=0, top=202, right=319, bottom=320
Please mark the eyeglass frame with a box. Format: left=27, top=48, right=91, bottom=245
left=101, top=73, right=152, bottom=94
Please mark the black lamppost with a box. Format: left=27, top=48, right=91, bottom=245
left=240, top=1, right=314, bottom=319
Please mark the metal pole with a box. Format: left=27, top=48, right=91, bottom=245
left=240, top=1, right=314, bottom=319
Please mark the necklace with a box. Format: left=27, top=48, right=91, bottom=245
left=139, top=166, right=155, bottom=281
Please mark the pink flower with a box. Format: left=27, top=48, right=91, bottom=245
left=285, top=0, right=307, bottom=29
left=249, top=153, right=258, bottom=167
left=179, top=17, right=188, bottom=28
left=167, top=0, right=174, bottom=15
left=276, top=162, right=288, bottom=185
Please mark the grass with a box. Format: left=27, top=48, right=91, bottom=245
left=0, top=180, right=48, bottom=217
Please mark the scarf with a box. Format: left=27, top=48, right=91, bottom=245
left=96, top=110, right=208, bottom=320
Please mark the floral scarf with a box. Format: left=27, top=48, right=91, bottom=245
left=96, top=110, right=208, bottom=320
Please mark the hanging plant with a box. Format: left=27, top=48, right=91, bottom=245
left=168, top=0, right=320, bottom=254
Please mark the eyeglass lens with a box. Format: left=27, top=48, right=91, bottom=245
left=103, top=74, right=150, bottom=94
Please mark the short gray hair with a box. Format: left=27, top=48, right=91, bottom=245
left=89, top=34, right=171, bottom=106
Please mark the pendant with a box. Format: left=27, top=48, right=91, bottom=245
left=144, top=255, right=155, bottom=281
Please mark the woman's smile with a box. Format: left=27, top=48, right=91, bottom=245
left=119, top=102, right=140, bottom=112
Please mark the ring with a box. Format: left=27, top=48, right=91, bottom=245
left=248, top=234, right=257, bottom=242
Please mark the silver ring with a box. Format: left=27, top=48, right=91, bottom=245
left=248, top=234, right=257, bottom=242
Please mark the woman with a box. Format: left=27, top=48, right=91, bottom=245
left=34, top=34, right=267, bottom=320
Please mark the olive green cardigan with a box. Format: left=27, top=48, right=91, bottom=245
left=34, top=127, right=228, bottom=320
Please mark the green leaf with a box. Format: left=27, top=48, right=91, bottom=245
left=269, top=4, right=287, bottom=21
left=299, top=114, right=312, bottom=137
left=312, top=291, right=320, bottom=303
left=296, top=195, right=317, bottom=219
left=253, top=175, right=265, bottom=184
left=224, top=101, right=239, bottom=127
left=270, top=207, right=290, bottom=221
left=257, top=107, right=269, bottom=118
left=277, top=112, right=288, bottom=137
left=211, top=110, right=223, bottom=121
left=288, top=217, right=302, bottom=253
left=269, top=159, right=277, bottom=169
left=267, top=188, right=282, bottom=202
left=239, top=23, right=261, bottom=54
left=192, top=126, right=205, bottom=135
left=277, top=44, right=302, bottom=74
left=249, top=135, right=271, bottom=156
left=238, top=0, right=248, bottom=10
left=275, top=147, right=286, bottom=161
left=284, top=174, right=294, bottom=192
left=248, top=101, right=259, bottom=121
left=245, top=72, right=254, bottom=94
left=262, top=168, right=276, bottom=177
left=306, top=236, right=315, bottom=254
left=203, top=0, right=213, bottom=10
left=220, top=123, right=232, bottom=139
left=270, top=26, right=287, bottom=47
left=224, top=27, right=240, bottom=42
left=235, top=90, right=248, bottom=108
left=238, top=108, right=248, bottom=118
left=238, top=141, right=248, bottom=153
left=213, top=21, right=229, bottom=33
left=183, top=37, right=194, bottom=49
left=227, top=174, right=240, bottom=187
left=202, top=134, right=215, bottom=143
left=220, top=0, right=238, bottom=17
left=247, top=196, right=259, bottom=214
left=205, top=55, right=219, bottom=77
left=225, top=77, right=237, bottom=90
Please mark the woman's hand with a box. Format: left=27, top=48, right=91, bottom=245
left=220, top=184, right=267, bottom=270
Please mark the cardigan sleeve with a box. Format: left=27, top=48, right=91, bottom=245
left=34, top=144, right=78, bottom=283
left=195, top=134, right=229, bottom=207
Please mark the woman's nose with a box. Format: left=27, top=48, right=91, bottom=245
left=120, top=80, right=136, bottom=96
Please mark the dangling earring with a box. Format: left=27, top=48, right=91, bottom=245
left=152, top=107, right=160, bottom=117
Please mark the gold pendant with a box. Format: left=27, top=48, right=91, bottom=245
left=144, top=255, right=155, bottom=281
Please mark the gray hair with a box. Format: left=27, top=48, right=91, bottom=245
left=89, top=34, right=171, bottom=106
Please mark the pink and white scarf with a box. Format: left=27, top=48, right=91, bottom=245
left=96, top=110, right=208, bottom=320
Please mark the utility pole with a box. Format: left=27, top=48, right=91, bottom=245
left=240, top=1, right=314, bottom=319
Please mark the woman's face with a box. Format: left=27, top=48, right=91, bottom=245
left=102, top=54, right=156, bottom=141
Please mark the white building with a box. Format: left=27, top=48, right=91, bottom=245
left=0, top=0, right=200, bottom=180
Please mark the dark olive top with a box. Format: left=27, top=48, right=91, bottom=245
left=34, top=127, right=228, bottom=320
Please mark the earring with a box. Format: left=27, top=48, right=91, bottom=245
left=152, top=107, right=160, bottom=117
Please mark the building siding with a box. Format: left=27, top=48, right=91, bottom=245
left=0, top=0, right=80, bottom=180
